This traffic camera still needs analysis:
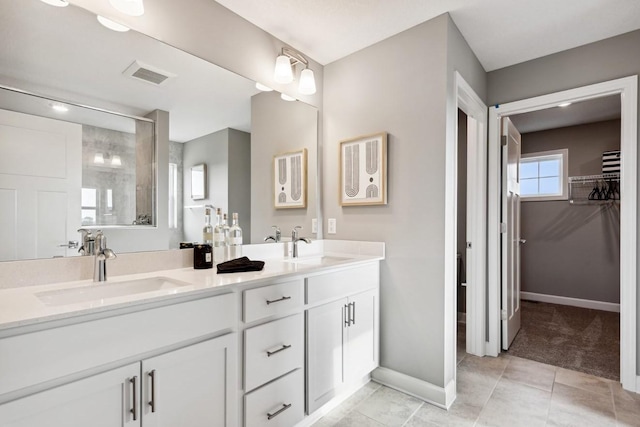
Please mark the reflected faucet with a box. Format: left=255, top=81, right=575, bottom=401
left=264, top=226, right=282, bottom=243
left=93, top=230, right=117, bottom=282
left=291, top=226, right=311, bottom=258
left=77, top=228, right=95, bottom=256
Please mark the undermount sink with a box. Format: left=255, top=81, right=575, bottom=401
left=36, top=277, right=191, bottom=307
left=283, top=256, right=351, bottom=266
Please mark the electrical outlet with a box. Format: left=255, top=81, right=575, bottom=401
left=311, top=218, right=318, bottom=233
left=328, top=218, right=337, bottom=234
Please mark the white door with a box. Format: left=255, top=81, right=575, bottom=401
left=0, top=363, right=140, bottom=427
left=345, top=289, right=378, bottom=383
left=501, top=117, right=522, bottom=350
left=141, top=334, right=237, bottom=427
left=306, top=298, right=346, bottom=414
left=0, top=109, right=82, bottom=260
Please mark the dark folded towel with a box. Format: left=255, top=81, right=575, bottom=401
left=217, top=256, right=265, bottom=274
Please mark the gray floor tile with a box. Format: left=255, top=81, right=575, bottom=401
left=355, top=386, right=423, bottom=426
left=321, top=381, right=382, bottom=423
left=334, top=411, right=386, bottom=426
left=502, top=356, right=556, bottom=392
left=547, top=382, right=616, bottom=427
left=476, top=378, right=551, bottom=427
left=555, top=367, right=612, bottom=396
left=406, top=398, right=479, bottom=427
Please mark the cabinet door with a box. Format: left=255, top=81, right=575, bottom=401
left=345, top=289, right=379, bottom=383
left=141, top=333, right=237, bottom=427
left=0, top=363, right=140, bottom=427
left=306, top=298, right=347, bottom=414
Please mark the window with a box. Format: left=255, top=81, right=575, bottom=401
left=81, top=188, right=97, bottom=225
left=520, top=149, right=568, bottom=201
left=168, top=163, right=178, bottom=229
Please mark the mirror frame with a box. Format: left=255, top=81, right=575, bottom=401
left=190, top=163, right=207, bottom=201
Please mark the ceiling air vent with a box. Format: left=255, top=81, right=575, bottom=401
left=123, top=60, right=176, bottom=86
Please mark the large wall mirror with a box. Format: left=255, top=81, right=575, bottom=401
left=0, top=0, right=319, bottom=261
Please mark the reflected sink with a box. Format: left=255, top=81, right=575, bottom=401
left=36, top=277, right=191, bottom=307
left=283, top=256, right=351, bottom=266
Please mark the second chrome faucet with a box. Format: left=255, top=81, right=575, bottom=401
left=291, top=226, right=311, bottom=258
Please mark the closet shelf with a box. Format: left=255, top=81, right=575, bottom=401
left=568, top=173, right=620, bottom=205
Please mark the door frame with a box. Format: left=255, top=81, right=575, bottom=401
left=487, top=76, right=638, bottom=392
left=451, top=71, right=488, bottom=363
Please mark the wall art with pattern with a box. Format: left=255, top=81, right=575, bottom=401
left=273, top=148, right=307, bottom=209
left=340, top=132, right=387, bottom=206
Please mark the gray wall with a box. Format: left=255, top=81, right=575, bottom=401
left=182, top=128, right=250, bottom=243
left=520, top=120, right=621, bottom=303
left=488, top=28, right=640, bottom=373
left=169, top=141, right=184, bottom=248
left=251, top=91, right=318, bottom=244
left=323, top=14, right=486, bottom=389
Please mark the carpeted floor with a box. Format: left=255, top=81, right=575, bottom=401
left=506, top=300, right=620, bottom=380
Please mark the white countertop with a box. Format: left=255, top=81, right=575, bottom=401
left=0, top=242, right=384, bottom=332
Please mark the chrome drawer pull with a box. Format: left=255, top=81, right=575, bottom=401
left=267, top=403, right=292, bottom=420
left=130, top=376, right=138, bottom=421
left=266, top=344, right=292, bottom=357
left=266, top=295, right=291, bottom=305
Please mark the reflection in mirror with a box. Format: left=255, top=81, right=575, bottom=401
left=190, top=164, right=207, bottom=201
left=0, top=0, right=318, bottom=261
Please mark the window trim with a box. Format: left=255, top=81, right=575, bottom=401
left=520, top=148, right=568, bottom=201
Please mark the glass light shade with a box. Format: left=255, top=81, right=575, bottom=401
left=40, top=0, right=69, bottom=7
left=255, top=82, right=273, bottom=92
left=94, top=153, right=105, bottom=164
left=111, top=155, right=122, bottom=166
left=109, top=0, right=144, bottom=17
left=97, top=15, right=130, bottom=32
left=280, top=93, right=296, bottom=102
left=274, top=55, right=293, bottom=84
left=298, top=68, right=316, bottom=95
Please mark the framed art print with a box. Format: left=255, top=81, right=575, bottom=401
left=273, top=148, right=307, bottom=209
left=340, top=132, right=387, bottom=206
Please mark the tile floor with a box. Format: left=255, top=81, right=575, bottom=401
left=312, top=352, right=640, bottom=426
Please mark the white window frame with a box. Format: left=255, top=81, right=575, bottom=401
left=520, top=148, right=568, bottom=201
left=168, top=163, right=178, bottom=229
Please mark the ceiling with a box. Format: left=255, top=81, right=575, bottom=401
left=509, top=95, right=621, bottom=134
left=214, top=0, right=640, bottom=70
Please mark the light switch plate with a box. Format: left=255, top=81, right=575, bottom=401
left=328, top=218, right=337, bottom=234
left=312, top=218, right=318, bottom=233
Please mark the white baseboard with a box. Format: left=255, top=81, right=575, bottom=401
left=521, top=292, right=620, bottom=313
left=371, top=367, right=455, bottom=409
left=636, top=375, right=640, bottom=393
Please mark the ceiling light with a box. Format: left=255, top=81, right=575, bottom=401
left=274, top=54, right=293, bottom=84
left=97, top=15, right=130, bottom=32
left=39, top=0, right=69, bottom=7
left=94, top=153, right=105, bottom=164
left=255, top=82, right=273, bottom=92
left=558, top=102, right=572, bottom=107
left=281, top=93, right=296, bottom=102
left=298, top=68, right=316, bottom=95
left=51, top=103, right=69, bottom=113
left=109, top=0, right=144, bottom=17
left=111, top=155, right=122, bottom=166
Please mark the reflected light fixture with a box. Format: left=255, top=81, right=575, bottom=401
left=111, top=155, right=122, bottom=166
left=50, top=103, right=69, bottom=113
left=109, top=0, right=145, bottom=17
left=558, top=102, right=572, bottom=107
left=40, top=0, right=69, bottom=7
left=273, top=47, right=317, bottom=95
left=94, top=153, right=105, bottom=164
left=255, top=82, right=273, bottom=92
left=97, top=15, right=130, bottom=32
left=281, top=93, right=296, bottom=102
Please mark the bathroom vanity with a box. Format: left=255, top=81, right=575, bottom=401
left=0, top=241, right=383, bottom=427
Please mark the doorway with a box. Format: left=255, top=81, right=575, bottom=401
left=486, top=76, right=638, bottom=392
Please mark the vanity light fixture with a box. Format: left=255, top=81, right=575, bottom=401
left=94, top=153, right=105, bottom=164
left=273, top=47, right=317, bottom=95
left=558, top=102, right=572, bottom=107
left=111, top=155, right=122, bottom=166
left=97, top=15, right=130, bottom=32
left=109, top=0, right=144, bottom=17
left=280, top=93, right=296, bottom=102
left=50, top=103, right=69, bottom=113
left=255, top=82, right=273, bottom=92
left=39, top=0, right=69, bottom=7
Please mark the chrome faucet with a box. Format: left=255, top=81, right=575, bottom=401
left=93, top=230, right=117, bottom=282
left=291, top=226, right=311, bottom=258
left=264, top=226, right=282, bottom=243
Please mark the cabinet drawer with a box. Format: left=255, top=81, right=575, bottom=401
left=0, top=293, right=236, bottom=397
left=244, top=314, right=303, bottom=391
left=243, top=280, right=303, bottom=323
left=244, top=369, right=304, bottom=427
left=307, top=263, right=379, bottom=304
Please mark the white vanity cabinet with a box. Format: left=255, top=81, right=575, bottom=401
left=306, top=264, right=380, bottom=414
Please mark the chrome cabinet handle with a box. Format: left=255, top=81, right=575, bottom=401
left=344, top=304, right=350, bottom=327
left=267, top=403, right=292, bottom=420
left=130, top=376, right=138, bottom=421
left=267, top=344, right=292, bottom=357
left=148, top=370, right=156, bottom=413
left=266, top=296, right=291, bottom=305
